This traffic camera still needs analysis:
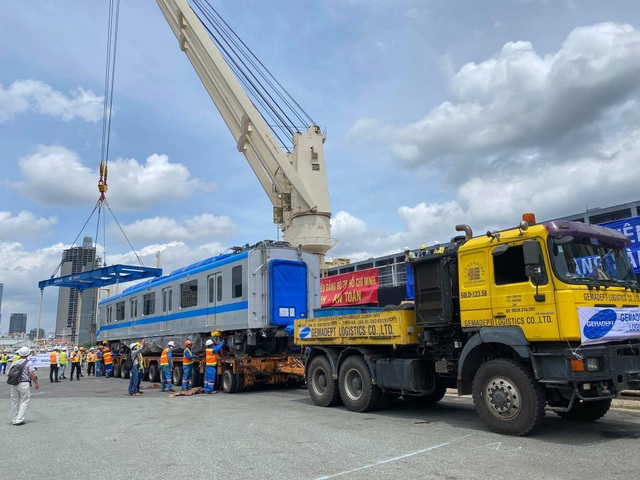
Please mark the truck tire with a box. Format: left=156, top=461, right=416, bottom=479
left=113, top=364, right=121, bottom=378
left=121, top=366, right=129, bottom=379
left=222, top=369, right=238, bottom=393
left=148, top=364, right=160, bottom=383
left=190, top=366, right=201, bottom=388
left=557, top=399, right=612, bottom=422
left=339, top=355, right=381, bottom=413
left=472, top=358, right=545, bottom=436
left=308, top=355, right=341, bottom=407
left=172, top=365, right=183, bottom=386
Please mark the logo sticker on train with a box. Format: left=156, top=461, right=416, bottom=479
left=578, top=307, right=640, bottom=345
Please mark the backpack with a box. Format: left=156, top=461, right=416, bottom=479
left=123, top=354, right=133, bottom=371
left=7, top=360, right=28, bottom=386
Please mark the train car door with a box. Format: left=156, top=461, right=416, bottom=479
left=269, top=259, right=308, bottom=326
left=206, top=273, right=222, bottom=327
left=161, top=287, right=173, bottom=331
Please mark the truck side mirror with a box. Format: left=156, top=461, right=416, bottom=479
left=523, top=240, right=546, bottom=302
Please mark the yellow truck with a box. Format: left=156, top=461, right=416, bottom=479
left=296, top=215, right=640, bottom=435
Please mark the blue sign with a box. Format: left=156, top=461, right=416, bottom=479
left=600, top=216, right=640, bottom=274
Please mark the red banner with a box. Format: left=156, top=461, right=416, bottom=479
left=321, top=268, right=379, bottom=307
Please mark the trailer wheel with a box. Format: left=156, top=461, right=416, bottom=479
left=148, top=364, right=160, bottom=383
left=472, top=359, right=545, bottom=436
left=113, top=364, right=121, bottom=378
left=557, top=399, right=612, bottom=422
left=122, top=367, right=130, bottom=379
left=308, top=355, right=341, bottom=407
left=222, top=369, right=238, bottom=393
left=190, top=366, right=201, bottom=388
left=339, top=355, right=381, bottom=412
left=172, top=365, right=183, bottom=386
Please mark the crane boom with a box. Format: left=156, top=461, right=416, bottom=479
left=156, top=0, right=334, bottom=261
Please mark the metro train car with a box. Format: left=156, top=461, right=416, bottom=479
left=96, top=241, right=320, bottom=355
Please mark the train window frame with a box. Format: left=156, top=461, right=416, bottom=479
left=208, top=277, right=214, bottom=304
left=180, top=280, right=198, bottom=308
left=116, top=301, right=125, bottom=321
left=232, top=265, right=242, bottom=298
left=143, top=292, right=155, bottom=315
left=168, top=289, right=173, bottom=311
left=106, top=305, right=113, bottom=324
left=130, top=297, right=138, bottom=319
left=217, top=275, right=222, bottom=302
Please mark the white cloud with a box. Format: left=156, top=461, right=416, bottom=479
left=0, top=79, right=103, bottom=123
left=16, top=146, right=214, bottom=209
left=115, top=213, right=237, bottom=243
left=0, top=211, right=57, bottom=241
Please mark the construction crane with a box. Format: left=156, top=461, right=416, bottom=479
left=156, top=0, right=335, bottom=264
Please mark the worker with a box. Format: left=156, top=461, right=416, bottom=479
left=181, top=340, right=195, bottom=391
left=0, top=350, right=8, bottom=374
left=432, top=241, right=445, bottom=255
left=404, top=246, right=416, bottom=262
left=419, top=245, right=427, bottom=257
left=59, top=347, right=68, bottom=379
left=160, top=341, right=175, bottom=392
left=95, top=345, right=104, bottom=377
left=70, top=346, right=81, bottom=381
left=49, top=347, right=60, bottom=383
left=103, top=347, right=114, bottom=377
left=9, top=346, right=39, bottom=425
left=128, top=342, right=143, bottom=396
left=79, top=346, right=86, bottom=377
left=86, top=347, right=96, bottom=376
left=137, top=347, right=145, bottom=393
left=204, top=333, right=225, bottom=394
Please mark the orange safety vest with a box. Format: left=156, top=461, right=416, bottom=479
left=87, top=352, right=95, bottom=362
left=183, top=348, right=193, bottom=366
left=160, top=348, right=170, bottom=366
left=50, top=352, right=57, bottom=364
left=103, top=351, right=113, bottom=364
left=205, top=349, right=218, bottom=366
left=72, top=351, right=81, bottom=363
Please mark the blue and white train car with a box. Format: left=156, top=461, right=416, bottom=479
left=96, top=241, right=320, bottom=354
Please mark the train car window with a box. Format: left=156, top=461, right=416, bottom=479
left=130, top=298, right=138, bottom=318
left=208, top=277, right=214, bottom=303
left=217, top=275, right=222, bottom=302
left=116, top=301, right=125, bottom=321
left=168, top=289, right=173, bottom=311
left=143, top=292, right=155, bottom=315
left=106, top=305, right=112, bottom=324
left=162, top=290, right=167, bottom=312
left=180, top=280, right=198, bottom=308
left=232, top=266, right=242, bottom=298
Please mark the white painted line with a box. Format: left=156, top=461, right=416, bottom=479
left=315, top=434, right=473, bottom=479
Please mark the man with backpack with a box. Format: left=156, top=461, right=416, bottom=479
left=8, top=346, right=39, bottom=425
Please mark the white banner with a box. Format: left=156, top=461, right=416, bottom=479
left=578, top=307, right=640, bottom=345
left=12, top=354, right=51, bottom=369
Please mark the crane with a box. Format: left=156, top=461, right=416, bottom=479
left=156, top=0, right=335, bottom=264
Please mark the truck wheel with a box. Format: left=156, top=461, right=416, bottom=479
left=172, top=365, right=183, bottom=386
left=148, top=364, right=159, bottom=383
left=339, top=355, right=381, bottom=413
left=113, top=364, right=121, bottom=378
left=190, top=367, right=201, bottom=388
left=308, top=356, right=341, bottom=407
left=472, top=359, right=545, bottom=436
left=122, top=367, right=129, bottom=379
left=557, top=399, right=612, bottom=422
left=222, top=369, right=238, bottom=393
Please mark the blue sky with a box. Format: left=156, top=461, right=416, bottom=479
left=2, top=0, right=640, bottom=334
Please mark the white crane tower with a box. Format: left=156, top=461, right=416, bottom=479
left=156, top=0, right=335, bottom=263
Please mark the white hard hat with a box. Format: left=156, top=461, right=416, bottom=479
left=130, top=343, right=137, bottom=350
left=434, top=241, right=440, bottom=245
left=74, top=346, right=78, bottom=351
left=168, top=341, right=175, bottom=347
left=205, top=339, right=214, bottom=346
left=18, top=346, right=30, bottom=357
left=62, top=347, right=67, bottom=351
left=404, top=246, right=410, bottom=251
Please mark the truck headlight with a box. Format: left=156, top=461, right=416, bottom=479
left=585, top=357, right=600, bottom=372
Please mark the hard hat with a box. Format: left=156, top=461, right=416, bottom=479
left=103, top=341, right=109, bottom=345
left=205, top=339, right=214, bottom=346
left=105, top=347, right=110, bottom=352
left=18, top=346, right=30, bottom=357
left=98, top=345, right=104, bottom=349
left=420, top=245, right=426, bottom=250
left=90, top=347, right=95, bottom=351
left=79, top=347, right=85, bottom=351
left=185, top=340, right=193, bottom=345
left=168, top=341, right=175, bottom=347
left=212, top=331, right=222, bottom=337
left=74, top=346, right=79, bottom=351
left=434, top=241, right=440, bottom=245
left=62, top=347, right=67, bottom=351
left=130, top=343, right=137, bottom=350
left=404, top=246, right=410, bottom=251
left=54, top=346, right=60, bottom=350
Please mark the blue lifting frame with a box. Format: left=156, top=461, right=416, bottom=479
left=38, top=265, right=162, bottom=292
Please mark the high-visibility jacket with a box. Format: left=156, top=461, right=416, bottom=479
left=103, top=351, right=113, bottom=364
left=60, top=352, right=67, bottom=364
left=71, top=351, right=81, bottom=363
left=160, top=348, right=171, bottom=366
left=183, top=348, right=194, bottom=365
left=138, top=354, right=144, bottom=371
left=0, top=353, right=8, bottom=363
left=205, top=349, right=218, bottom=366
left=50, top=352, right=57, bottom=364
left=87, top=352, right=95, bottom=362
left=12, top=354, right=20, bottom=363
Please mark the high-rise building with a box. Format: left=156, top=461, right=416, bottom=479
left=9, top=313, right=27, bottom=334
left=55, top=237, right=101, bottom=344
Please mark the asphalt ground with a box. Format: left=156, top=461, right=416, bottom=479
left=1, top=372, right=639, bottom=480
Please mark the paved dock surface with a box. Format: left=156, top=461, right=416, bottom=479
left=2, top=375, right=639, bottom=479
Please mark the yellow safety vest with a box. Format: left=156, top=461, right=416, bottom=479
left=60, top=352, right=67, bottom=364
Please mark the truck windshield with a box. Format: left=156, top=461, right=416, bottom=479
left=549, top=235, right=637, bottom=286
